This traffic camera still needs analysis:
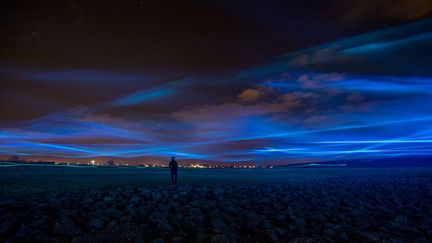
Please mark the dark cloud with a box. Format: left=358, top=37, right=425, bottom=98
left=344, top=0, right=432, bottom=22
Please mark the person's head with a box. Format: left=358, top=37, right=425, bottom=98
left=171, top=156, right=176, bottom=161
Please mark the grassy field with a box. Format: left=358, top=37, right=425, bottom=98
left=1, top=165, right=432, bottom=242
left=1, top=165, right=431, bottom=192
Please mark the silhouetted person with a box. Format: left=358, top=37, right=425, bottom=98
left=169, top=157, right=178, bottom=185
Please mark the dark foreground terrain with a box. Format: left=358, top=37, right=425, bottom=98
left=0, top=166, right=431, bottom=242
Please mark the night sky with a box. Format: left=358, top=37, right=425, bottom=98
left=1, top=0, right=432, bottom=163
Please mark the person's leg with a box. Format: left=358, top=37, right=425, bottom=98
left=174, top=170, right=177, bottom=184
left=171, top=170, right=175, bottom=184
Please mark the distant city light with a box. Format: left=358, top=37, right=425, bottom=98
left=91, top=160, right=95, bottom=165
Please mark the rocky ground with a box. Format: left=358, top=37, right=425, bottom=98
left=1, top=173, right=432, bottom=242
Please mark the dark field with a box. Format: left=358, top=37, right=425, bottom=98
left=1, top=166, right=432, bottom=242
